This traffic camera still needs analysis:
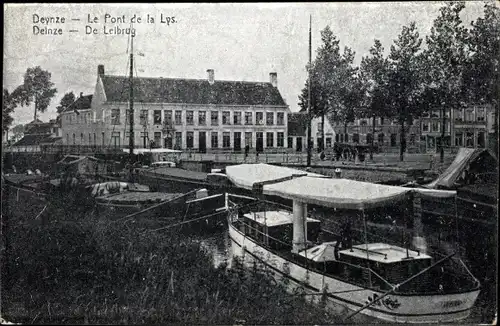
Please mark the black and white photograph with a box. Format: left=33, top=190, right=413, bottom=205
left=2, top=2, right=498, bottom=324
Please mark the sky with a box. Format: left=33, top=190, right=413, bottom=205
left=3, top=2, right=491, bottom=127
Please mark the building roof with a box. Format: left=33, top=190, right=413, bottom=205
left=26, top=118, right=44, bottom=125
left=65, top=95, right=93, bottom=113
left=100, top=75, right=287, bottom=106
left=13, top=134, right=61, bottom=146
left=287, top=112, right=308, bottom=136
left=24, top=124, right=53, bottom=135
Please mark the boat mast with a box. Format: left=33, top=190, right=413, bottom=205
left=128, top=34, right=135, bottom=164
left=306, top=15, right=313, bottom=167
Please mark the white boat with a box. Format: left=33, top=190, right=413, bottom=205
left=225, top=163, right=481, bottom=324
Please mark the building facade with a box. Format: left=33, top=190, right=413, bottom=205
left=420, top=104, right=494, bottom=152
left=332, top=117, right=422, bottom=152
left=287, top=112, right=335, bottom=152
left=61, top=66, right=290, bottom=152
left=331, top=103, right=495, bottom=153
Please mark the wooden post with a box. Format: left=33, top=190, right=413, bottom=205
left=292, top=200, right=307, bottom=253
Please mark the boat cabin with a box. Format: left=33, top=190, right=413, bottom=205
left=339, top=243, right=432, bottom=284
left=238, top=210, right=321, bottom=250
left=299, top=241, right=432, bottom=288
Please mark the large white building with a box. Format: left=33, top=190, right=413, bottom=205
left=61, top=65, right=291, bottom=152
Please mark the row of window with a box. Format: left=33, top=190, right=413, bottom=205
left=335, top=133, right=417, bottom=146
left=334, top=107, right=488, bottom=127
left=453, top=108, right=486, bottom=122
left=453, top=132, right=486, bottom=148
left=65, top=131, right=287, bottom=148
left=64, top=112, right=92, bottom=125
left=422, top=122, right=450, bottom=133
left=109, top=109, right=286, bottom=126
left=424, top=132, right=486, bottom=148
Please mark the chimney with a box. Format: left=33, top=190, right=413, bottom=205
left=270, top=72, right=277, bottom=88
left=80, top=92, right=83, bottom=98
left=98, top=64, right=105, bottom=78
left=207, top=69, right=214, bottom=85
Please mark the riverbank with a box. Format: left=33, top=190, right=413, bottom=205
left=1, top=187, right=341, bottom=325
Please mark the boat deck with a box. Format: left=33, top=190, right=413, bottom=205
left=97, top=191, right=183, bottom=204
left=139, top=167, right=208, bottom=181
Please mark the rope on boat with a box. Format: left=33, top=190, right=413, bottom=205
left=110, top=188, right=201, bottom=224
left=149, top=209, right=227, bottom=232
left=304, top=288, right=367, bottom=296
left=343, top=252, right=456, bottom=321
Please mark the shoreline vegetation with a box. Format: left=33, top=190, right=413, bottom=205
left=1, top=188, right=341, bottom=325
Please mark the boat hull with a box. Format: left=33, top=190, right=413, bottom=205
left=228, top=222, right=479, bottom=324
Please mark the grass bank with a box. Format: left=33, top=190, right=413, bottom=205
left=1, top=188, right=341, bottom=324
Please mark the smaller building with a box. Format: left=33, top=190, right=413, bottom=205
left=287, top=112, right=335, bottom=152
left=60, top=93, right=94, bottom=146
left=9, top=118, right=62, bottom=152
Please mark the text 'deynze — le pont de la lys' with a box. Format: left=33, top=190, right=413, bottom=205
left=32, top=13, right=176, bottom=36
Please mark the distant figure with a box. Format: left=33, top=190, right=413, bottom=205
left=244, top=144, right=250, bottom=160
left=334, top=168, right=341, bottom=178
left=320, top=151, right=325, bottom=161
left=35, top=169, right=42, bottom=176
left=12, top=165, right=17, bottom=173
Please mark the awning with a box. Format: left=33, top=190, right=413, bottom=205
left=225, top=163, right=457, bottom=209
left=225, top=163, right=326, bottom=190
left=122, top=148, right=182, bottom=154
left=263, top=176, right=411, bottom=210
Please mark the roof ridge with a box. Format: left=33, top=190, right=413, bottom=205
left=103, top=74, right=273, bottom=85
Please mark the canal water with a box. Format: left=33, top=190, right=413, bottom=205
left=197, top=227, right=496, bottom=324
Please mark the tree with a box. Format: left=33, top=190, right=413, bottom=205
left=464, top=2, right=500, bottom=154
left=16, top=66, right=58, bottom=121
left=298, top=26, right=340, bottom=151
left=424, top=1, right=469, bottom=162
left=56, top=92, right=76, bottom=114
left=386, top=22, right=425, bottom=161
left=2, top=87, right=25, bottom=135
left=11, top=124, right=25, bottom=143
left=359, top=39, right=391, bottom=159
left=2, top=89, right=15, bottom=135
left=298, top=26, right=361, bottom=149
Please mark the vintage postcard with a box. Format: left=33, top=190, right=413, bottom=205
left=2, top=3, right=498, bottom=325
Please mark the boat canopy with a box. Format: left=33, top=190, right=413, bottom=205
left=225, top=163, right=326, bottom=190
left=122, top=148, right=182, bottom=154
left=264, top=176, right=411, bottom=209
left=225, top=163, right=456, bottom=210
